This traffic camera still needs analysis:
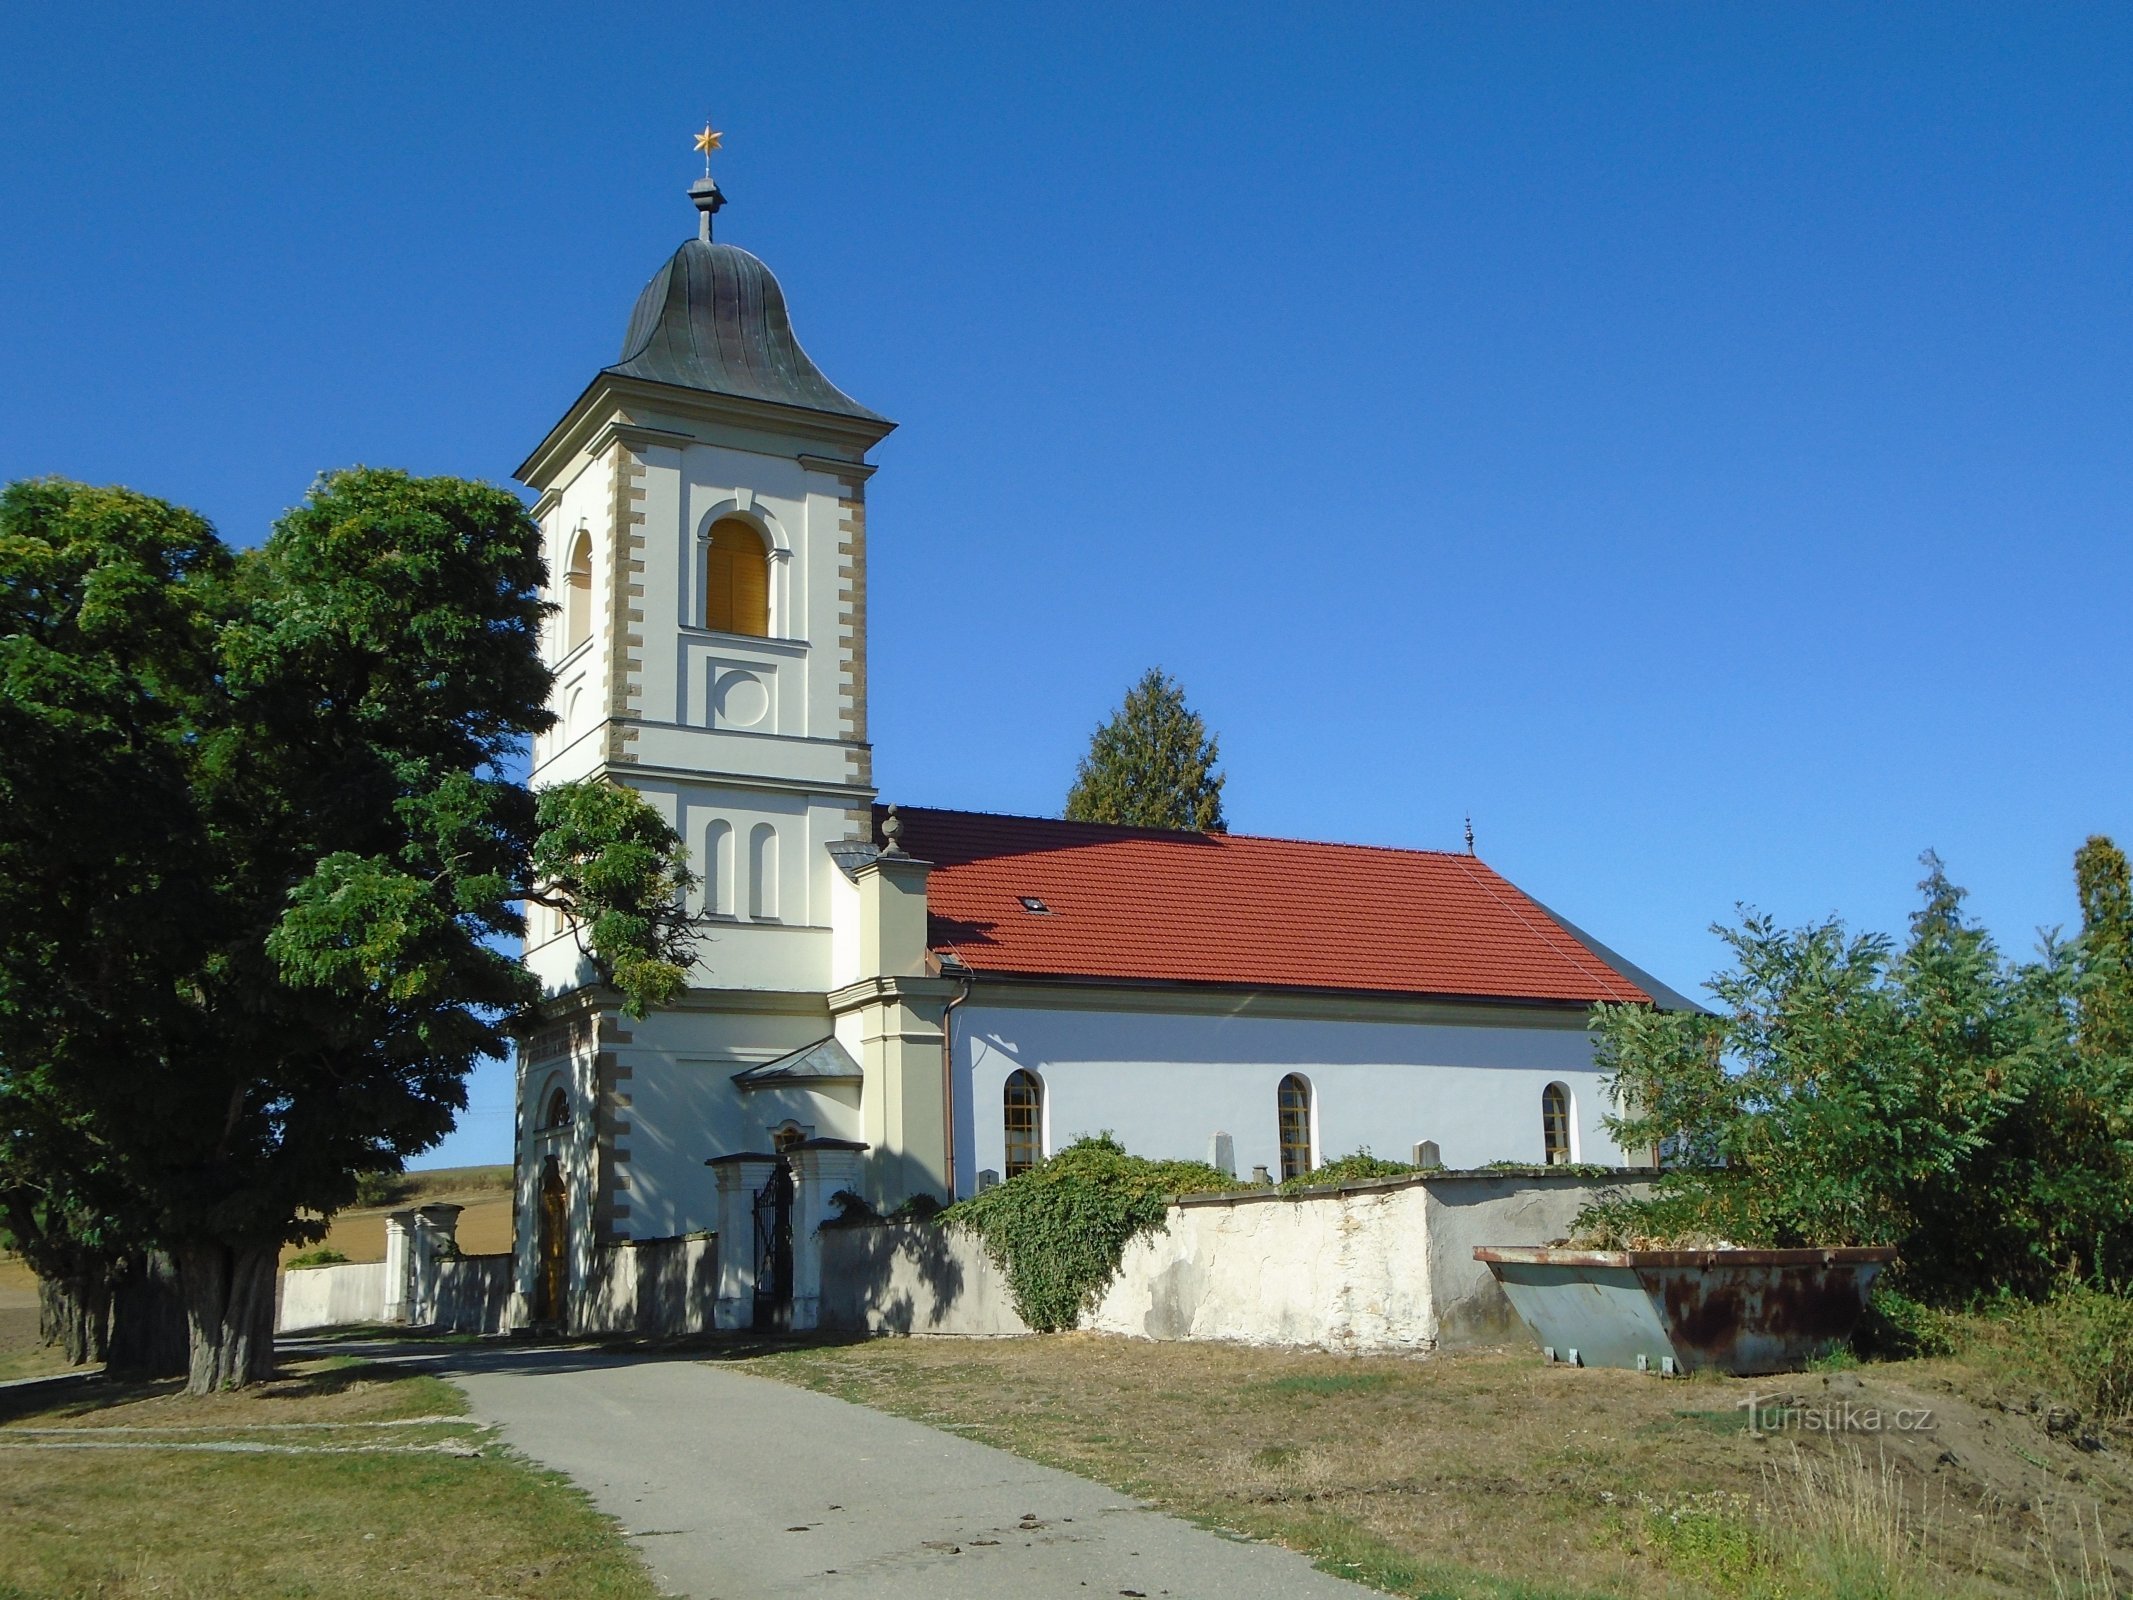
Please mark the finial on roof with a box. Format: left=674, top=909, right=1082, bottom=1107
left=1464, top=814, right=1475, bottom=856
left=690, top=119, right=726, bottom=242
left=881, top=805, right=906, bottom=858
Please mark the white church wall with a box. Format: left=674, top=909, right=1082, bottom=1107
left=604, top=1002, right=857, bottom=1240
left=952, top=998, right=1625, bottom=1195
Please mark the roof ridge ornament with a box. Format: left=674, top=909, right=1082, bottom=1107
left=690, top=119, right=726, bottom=242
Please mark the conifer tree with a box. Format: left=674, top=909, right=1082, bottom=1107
left=1064, top=668, right=1226, bottom=832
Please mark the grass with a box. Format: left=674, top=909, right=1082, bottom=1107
left=0, top=1354, right=661, bottom=1599
left=735, top=1331, right=2133, bottom=1600
left=1930, top=1286, right=2133, bottom=1424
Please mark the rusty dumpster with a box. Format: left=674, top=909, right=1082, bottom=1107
left=1473, top=1246, right=1896, bottom=1376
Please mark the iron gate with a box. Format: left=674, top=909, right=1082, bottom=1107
left=752, top=1157, right=795, bottom=1331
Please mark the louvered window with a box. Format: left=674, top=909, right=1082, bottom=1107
left=705, top=519, right=769, bottom=637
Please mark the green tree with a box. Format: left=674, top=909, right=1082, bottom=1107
left=0, top=472, right=696, bottom=1391
left=1587, top=848, right=2133, bottom=1300
left=1064, top=667, right=1226, bottom=832
left=0, top=482, right=226, bottom=1363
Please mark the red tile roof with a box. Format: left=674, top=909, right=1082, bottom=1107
left=879, top=807, right=1652, bottom=1006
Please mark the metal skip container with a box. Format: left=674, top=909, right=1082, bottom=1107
left=1472, top=1246, right=1898, bottom=1376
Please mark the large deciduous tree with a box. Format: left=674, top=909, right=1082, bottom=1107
left=0, top=471, right=695, bottom=1391
left=1064, top=667, right=1226, bottom=832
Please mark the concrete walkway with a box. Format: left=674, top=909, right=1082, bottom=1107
left=421, top=1341, right=1375, bottom=1600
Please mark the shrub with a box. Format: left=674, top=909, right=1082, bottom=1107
left=286, top=1246, right=349, bottom=1270
left=1277, top=1149, right=1417, bottom=1194
left=1585, top=849, right=2133, bottom=1299
left=943, top=1134, right=1232, bottom=1331
left=352, top=1170, right=404, bottom=1208
left=1854, top=1287, right=1958, bottom=1360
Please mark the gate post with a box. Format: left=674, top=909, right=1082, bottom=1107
left=410, top=1204, right=463, bottom=1326
left=706, top=1153, right=778, bottom=1330
left=382, top=1210, right=418, bottom=1324
left=785, top=1138, right=869, bottom=1331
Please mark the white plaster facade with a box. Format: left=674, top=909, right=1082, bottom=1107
left=954, top=992, right=1617, bottom=1188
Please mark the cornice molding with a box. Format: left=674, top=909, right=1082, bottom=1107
left=518, top=374, right=889, bottom=490
left=797, top=453, right=877, bottom=482
left=827, top=975, right=961, bottom=1013
left=952, top=975, right=1594, bottom=1031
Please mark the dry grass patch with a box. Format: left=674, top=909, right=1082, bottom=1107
left=0, top=1256, right=71, bottom=1384
left=283, top=1165, right=515, bottom=1267
left=0, top=1354, right=660, bottom=1600
left=737, top=1334, right=2133, bottom=1600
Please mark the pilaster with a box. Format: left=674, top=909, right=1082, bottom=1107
left=785, top=1138, right=868, bottom=1331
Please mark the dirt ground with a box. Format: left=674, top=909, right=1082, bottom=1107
left=744, top=1334, right=2133, bottom=1600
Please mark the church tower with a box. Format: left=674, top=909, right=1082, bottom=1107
left=518, top=172, right=893, bottom=998
left=514, top=157, right=925, bottom=1297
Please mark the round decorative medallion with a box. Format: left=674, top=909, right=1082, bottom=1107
left=716, top=670, right=769, bottom=728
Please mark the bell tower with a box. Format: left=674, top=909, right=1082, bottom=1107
left=518, top=166, right=895, bottom=1000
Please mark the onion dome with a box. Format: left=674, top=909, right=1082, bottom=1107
left=605, top=181, right=886, bottom=424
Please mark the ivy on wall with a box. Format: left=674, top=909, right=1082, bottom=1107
left=943, top=1135, right=1232, bottom=1331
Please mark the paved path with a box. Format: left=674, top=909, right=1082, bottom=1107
left=419, top=1342, right=1374, bottom=1600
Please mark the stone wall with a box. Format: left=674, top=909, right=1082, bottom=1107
left=430, top=1255, right=515, bottom=1336
left=277, top=1261, right=389, bottom=1334
left=821, top=1170, right=1646, bottom=1352
left=576, top=1232, right=719, bottom=1337
left=818, top=1221, right=1030, bottom=1336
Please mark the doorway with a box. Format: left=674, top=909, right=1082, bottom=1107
left=536, top=1155, right=568, bottom=1327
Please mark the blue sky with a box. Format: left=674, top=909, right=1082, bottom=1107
left=5, top=5, right=2129, bottom=1167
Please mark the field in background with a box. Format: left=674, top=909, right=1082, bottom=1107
left=0, top=1353, right=659, bottom=1598
left=281, top=1164, right=516, bottom=1266
left=742, top=1332, right=2133, bottom=1600
left=0, top=1256, right=60, bottom=1383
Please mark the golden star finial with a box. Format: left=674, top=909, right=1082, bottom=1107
left=694, top=123, right=723, bottom=159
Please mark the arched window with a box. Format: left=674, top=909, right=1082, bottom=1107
left=1003, top=1070, right=1043, bottom=1178
left=704, top=820, right=735, bottom=917
left=1277, top=1074, right=1312, bottom=1181
left=1542, top=1082, right=1572, bottom=1166
left=771, top=1122, right=807, bottom=1154
left=748, top=823, right=779, bottom=919
left=704, top=518, right=769, bottom=638
left=563, top=529, right=593, bottom=652
left=540, top=1087, right=572, bottom=1132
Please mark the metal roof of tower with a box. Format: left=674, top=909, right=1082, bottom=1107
left=604, top=220, right=888, bottom=424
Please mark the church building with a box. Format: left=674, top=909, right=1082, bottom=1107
left=512, top=166, right=1687, bottom=1331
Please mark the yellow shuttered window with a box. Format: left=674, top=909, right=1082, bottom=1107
left=705, top=519, right=770, bottom=637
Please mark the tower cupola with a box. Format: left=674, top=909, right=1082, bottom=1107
left=606, top=238, right=887, bottom=424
